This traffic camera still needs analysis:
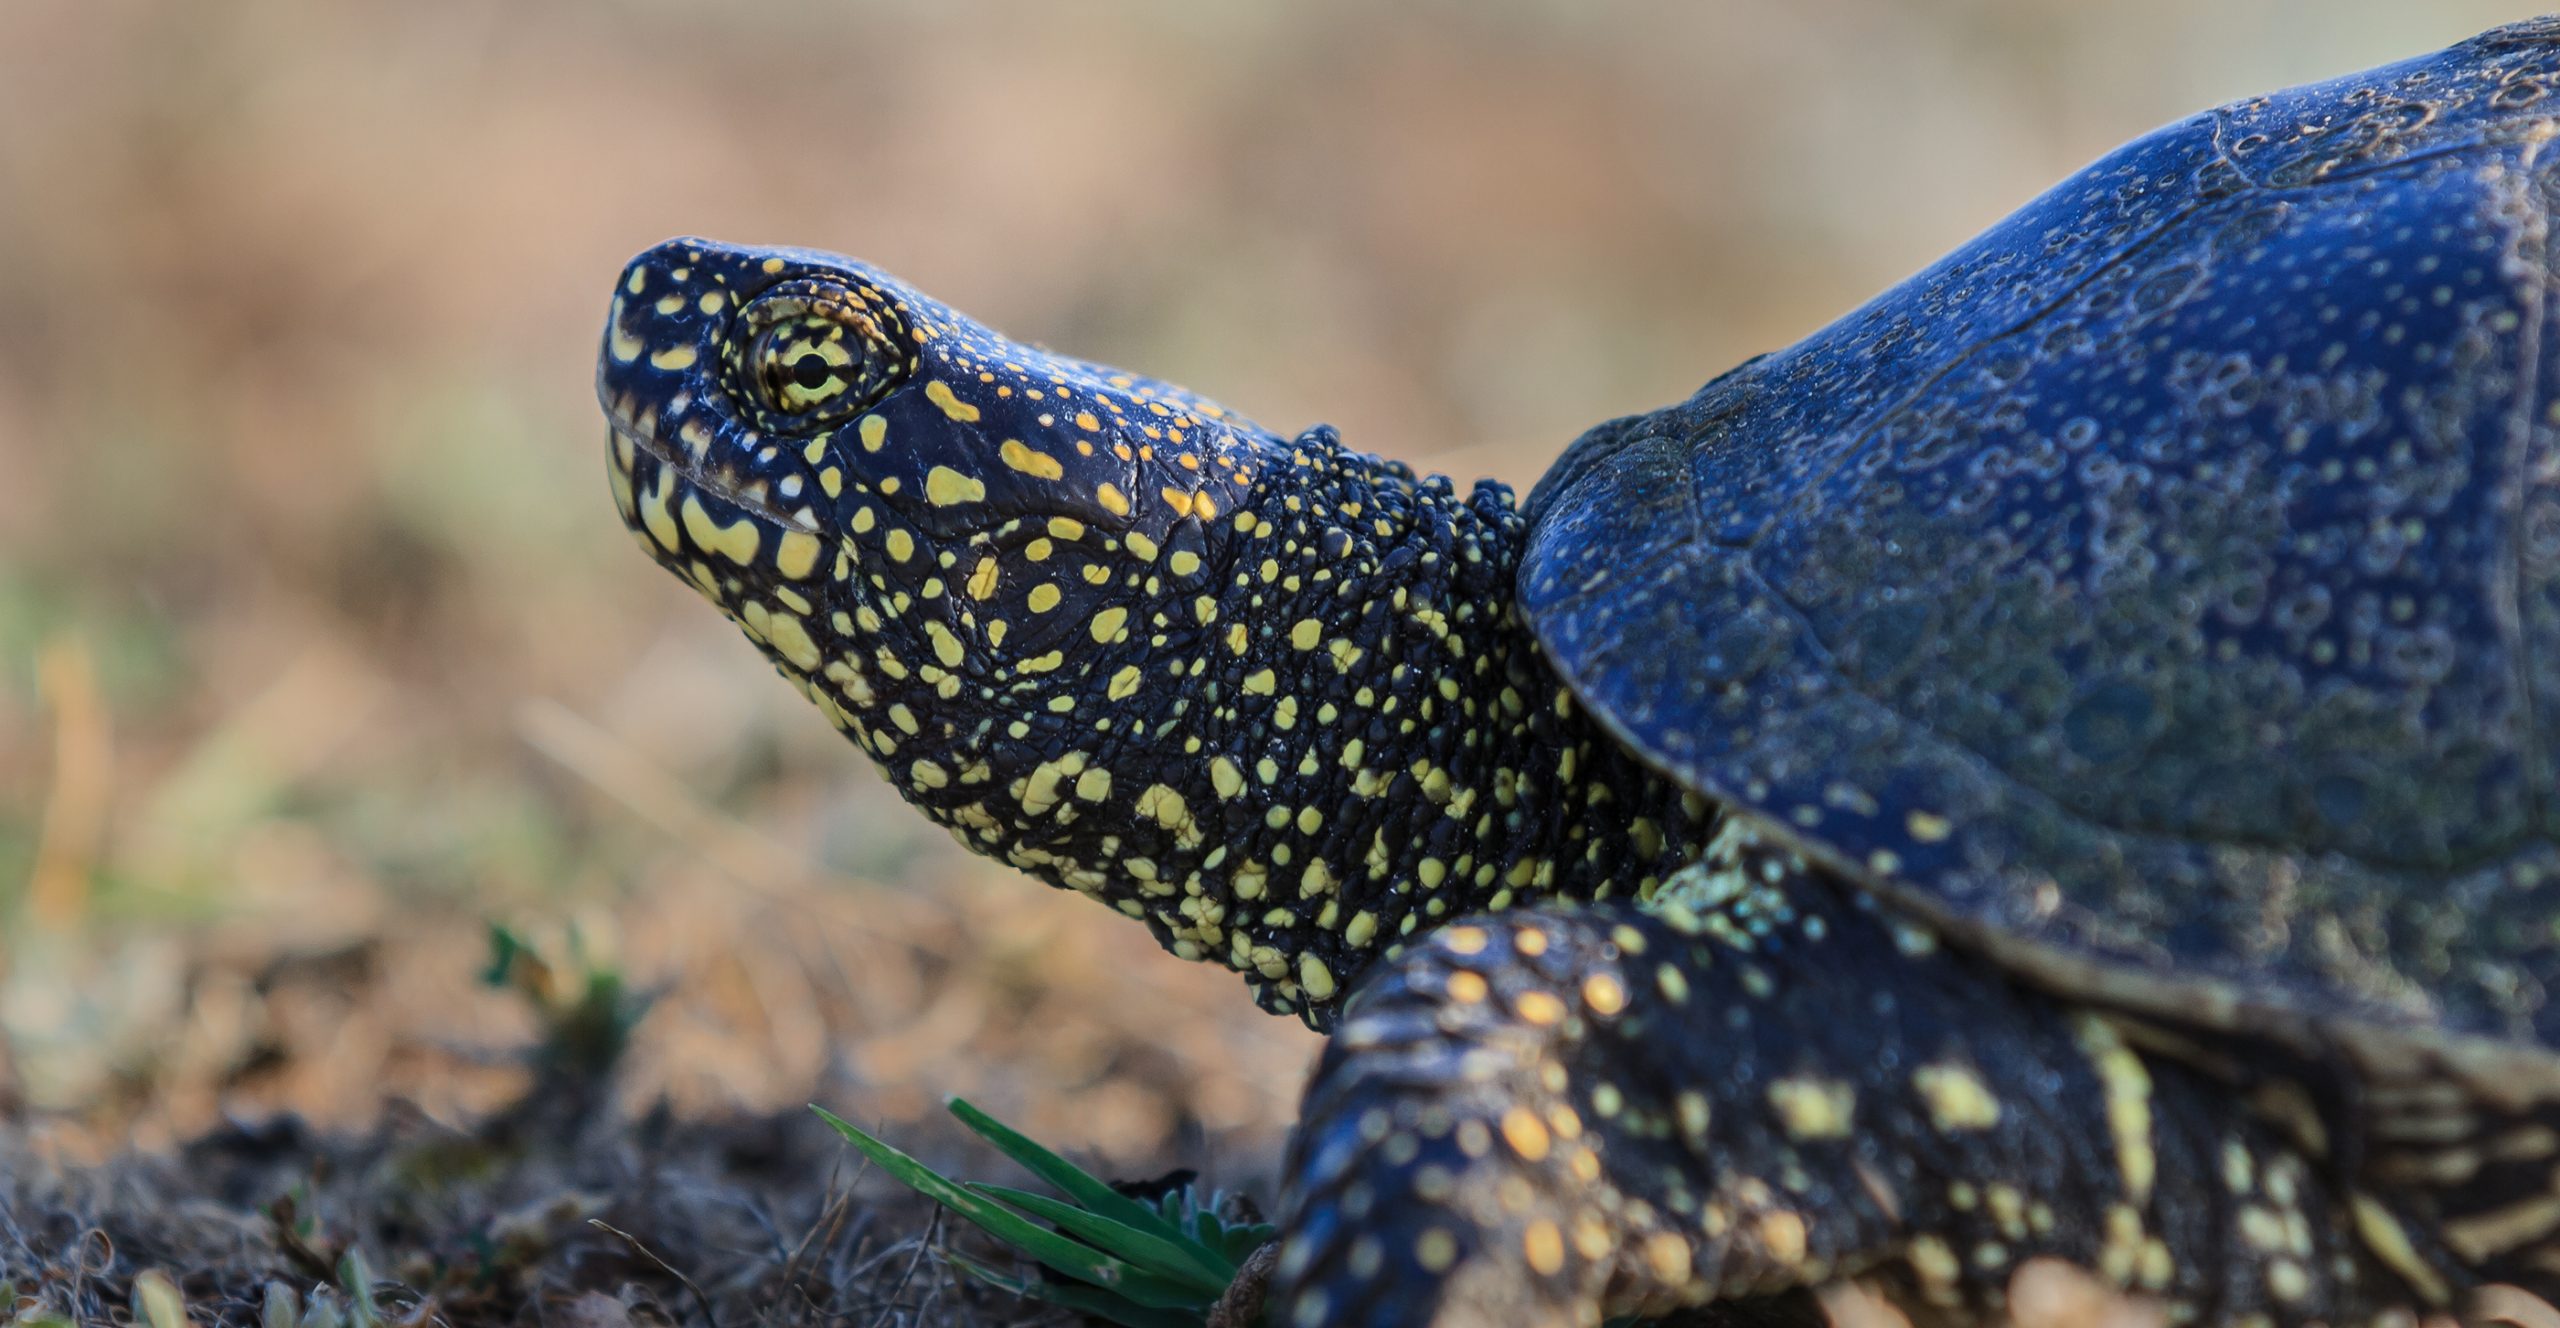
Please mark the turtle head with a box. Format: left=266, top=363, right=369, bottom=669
left=601, top=235, right=1270, bottom=607
left=600, top=235, right=1277, bottom=747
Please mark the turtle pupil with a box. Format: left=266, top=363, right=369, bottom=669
left=790, top=353, right=834, bottom=391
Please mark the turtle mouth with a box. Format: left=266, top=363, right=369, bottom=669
left=605, top=406, right=819, bottom=537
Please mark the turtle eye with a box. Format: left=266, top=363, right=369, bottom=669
left=728, top=279, right=909, bottom=430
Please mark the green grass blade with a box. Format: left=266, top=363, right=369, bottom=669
left=944, top=1097, right=1197, bottom=1246
left=810, top=1107, right=1206, bottom=1310
left=336, top=1250, right=381, bottom=1328
left=943, top=1251, right=1209, bottom=1328
left=967, top=1183, right=1233, bottom=1294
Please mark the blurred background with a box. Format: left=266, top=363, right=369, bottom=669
left=0, top=0, right=2550, bottom=1180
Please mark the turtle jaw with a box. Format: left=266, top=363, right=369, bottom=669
left=599, top=343, right=837, bottom=632
left=599, top=249, right=854, bottom=685
left=603, top=402, right=820, bottom=541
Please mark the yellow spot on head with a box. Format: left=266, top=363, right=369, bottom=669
left=858, top=414, right=889, bottom=452
left=923, top=621, right=965, bottom=668
left=775, top=530, right=822, bottom=580
left=925, top=465, right=986, bottom=506
left=759, top=608, right=820, bottom=669
left=1090, top=606, right=1129, bottom=642
left=924, top=379, right=981, bottom=422
left=998, top=439, right=1064, bottom=479
left=649, top=344, right=698, bottom=371
left=1095, top=482, right=1131, bottom=516
left=1907, top=810, right=1953, bottom=842
left=680, top=495, right=762, bottom=564
left=1446, top=970, right=1488, bottom=1003
left=1580, top=974, right=1627, bottom=1016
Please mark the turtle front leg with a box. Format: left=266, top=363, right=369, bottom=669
left=1269, top=899, right=1907, bottom=1327
left=1267, top=861, right=2464, bottom=1326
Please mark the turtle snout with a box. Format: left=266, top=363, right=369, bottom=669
left=599, top=243, right=729, bottom=407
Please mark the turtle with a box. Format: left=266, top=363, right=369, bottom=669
left=594, top=19, right=2560, bottom=1327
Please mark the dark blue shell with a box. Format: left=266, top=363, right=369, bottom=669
left=1523, top=21, right=2560, bottom=1046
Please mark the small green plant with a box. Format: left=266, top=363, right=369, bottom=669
left=816, top=1099, right=1274, bottom=1328
left=480, top=922, right=647, bottom=1082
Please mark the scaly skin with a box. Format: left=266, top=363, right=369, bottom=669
left=598, top=240, right=1705, bottom=1027
left=596, top=239, right=2477, bottom=1325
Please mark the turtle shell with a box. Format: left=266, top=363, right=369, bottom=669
left=1521, top=21, right=2560, bottom=1090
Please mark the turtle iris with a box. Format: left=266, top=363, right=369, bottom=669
left=727, top=279, right=908, bottom=431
